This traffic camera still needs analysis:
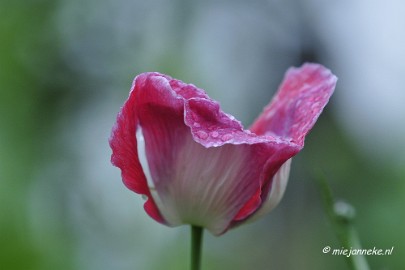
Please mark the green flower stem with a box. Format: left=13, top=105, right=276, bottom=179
left=315, top=169, right=370, bottom=270
left=191, top=225, right=204, bottom=270
left=347, top=226, right=370, bottom=270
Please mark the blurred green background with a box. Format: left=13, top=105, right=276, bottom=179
left=1, top=0, right=404, bottom=269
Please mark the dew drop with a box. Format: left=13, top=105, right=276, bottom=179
left=210, top=131, right=219, bottom=138
left=221, top=134, right=233, bottom=142
left=196, top=130, right=208, bottom=139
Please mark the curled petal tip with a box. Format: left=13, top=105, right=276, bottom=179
left=250, top=63, right=337, bottom=147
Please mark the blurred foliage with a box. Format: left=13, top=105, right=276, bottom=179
left=0, top=1, right=78, bottom=269
left=1, top=1, right=404, bottom=270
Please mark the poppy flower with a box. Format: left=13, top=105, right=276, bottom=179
left=109, top=63, right=337, bottom=235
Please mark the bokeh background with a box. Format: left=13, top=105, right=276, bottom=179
left=1, top=0, right=404, bottom=269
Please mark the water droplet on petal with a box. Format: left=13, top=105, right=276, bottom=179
left=191, top=113, right=200, bottom=121
left=210, top=131, right=219, bottom=138
left=221, top=134, right=233, bottom=142
left=196, top=130, right=208, bottom=140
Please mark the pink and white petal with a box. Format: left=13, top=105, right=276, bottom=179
left=138, top=126, right=274, bottom=235
left=133, top=76, right=258, bottom=234
left=225, top=147, right=296, bottom=231
left=250, top=63, right=337, bottom=147
left=139, top=125, right=298, bottom=235
left=116, top=71, right=326, bottom=235
left=109, top=86, right=164, bottom=223
left=132, top=73, right=303, bottom=234
left=241, top=158, right=292, bottom=224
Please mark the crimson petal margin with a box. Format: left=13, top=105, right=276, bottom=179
left=109, top=77, right=165, bottom=224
